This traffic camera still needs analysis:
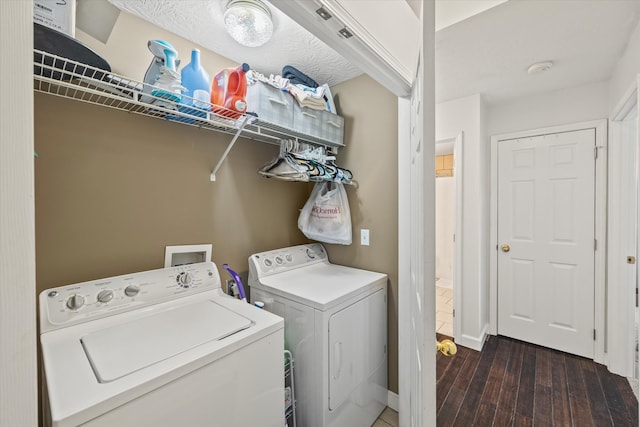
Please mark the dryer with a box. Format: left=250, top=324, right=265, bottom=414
left=248, top=243, right=387, bottom=427
left=40, top=262, right=284, bottom=427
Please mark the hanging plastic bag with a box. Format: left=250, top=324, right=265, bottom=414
left=298, top=181, right=352, bottom=245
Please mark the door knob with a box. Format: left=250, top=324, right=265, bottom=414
left=628, top=256, right=636, bottom=265
left=501, top=244, right=510, bottom=253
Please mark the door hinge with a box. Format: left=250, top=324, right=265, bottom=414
left=594, top=239, right=597, bottom=250
left=453, top=234, right=456, bottom=242
left=452, top=309, right=455, bottom=317
left=593, top=329, right=596, bottom=340
left=594, top=146, right=598, bottom=159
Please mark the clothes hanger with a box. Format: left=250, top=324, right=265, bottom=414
left=258, top=139, right=355, bottom=185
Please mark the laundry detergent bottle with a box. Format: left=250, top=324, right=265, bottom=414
left=181, top=49, right=210, bottom=110
left=211, top=63, right=250, bottom=119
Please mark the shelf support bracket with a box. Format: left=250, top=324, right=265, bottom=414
left=210, top=116, right=249, bottom=182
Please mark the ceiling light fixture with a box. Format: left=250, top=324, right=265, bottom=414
left=527, top=61, right=554, bottom=75
left=224, top=0, right=274, bottom=48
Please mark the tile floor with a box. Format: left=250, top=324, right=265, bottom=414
left=436, top=285, right=453, bottom=337
left=373, top=407, right=399, bottom=426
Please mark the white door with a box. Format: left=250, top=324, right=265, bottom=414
left=404, top=2, right=436, bottom=422
left=497, top=129, right=596, bottom=358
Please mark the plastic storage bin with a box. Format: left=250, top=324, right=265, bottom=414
left=246, top=82, right=294, bottom=129
left=292, top=104, right=344, bottom=145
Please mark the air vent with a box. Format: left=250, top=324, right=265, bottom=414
left=315, top=7, right=332, bottom=20
left=338, top=27, right=353, bottom=39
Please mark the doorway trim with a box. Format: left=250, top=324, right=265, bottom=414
left=607, top=78, right=638, bottom=377
left=436, top=132, right=463, bottom=339
left=489, top=119, right=607, bottom=364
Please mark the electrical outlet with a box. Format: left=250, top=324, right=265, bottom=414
left=361, top=229, right=370, bottom=246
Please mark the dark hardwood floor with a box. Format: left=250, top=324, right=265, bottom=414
left=436, top=334, right=639, bottom=426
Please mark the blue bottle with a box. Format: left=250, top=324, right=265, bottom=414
left=174, top=49, right=210, bottom=122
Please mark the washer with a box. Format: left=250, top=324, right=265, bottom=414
left=39, top=262, right=284, bottom=427
left=248, top=243, right=387, bottom=427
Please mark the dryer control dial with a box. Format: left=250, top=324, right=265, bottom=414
left=176, top=272, right=193, bottom=288
left=124, top=284, right=140, bottom=297
left=96, top=290, right=114, bottom=303
left=66, top=294, right=85, bottom=310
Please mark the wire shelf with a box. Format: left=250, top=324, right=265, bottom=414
left=33, top=49, right=344, bottom=180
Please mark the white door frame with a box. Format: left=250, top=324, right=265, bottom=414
left=489, top=119, right=607, bottom=364
left=398, top=97, right=411, bottom=422
left=607, top=78, right=639, bottom=377
left=435, top=133, right=463, bottom=338
left=0, top=1, right=38, bottom=426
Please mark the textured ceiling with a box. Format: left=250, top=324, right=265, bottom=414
left=436, top=0, right=640, bottom=105
left=107, top=0, right=363, bottom=87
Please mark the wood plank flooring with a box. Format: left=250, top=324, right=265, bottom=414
left=436, top=334, right=638, bottom=426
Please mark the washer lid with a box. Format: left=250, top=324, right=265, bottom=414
left=258, top=264, right=387, bottom=310
left=81, top=300, right=252, bottom=383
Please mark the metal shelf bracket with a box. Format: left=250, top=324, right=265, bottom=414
left=210, top=116, right=249, bottom=182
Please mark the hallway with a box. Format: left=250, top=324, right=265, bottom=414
left=436, top=334, right=638, bottom=426
left=436, top=285, right=454, bottom=337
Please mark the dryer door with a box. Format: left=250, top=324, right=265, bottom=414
left=328, top=288, right=386, bottom=410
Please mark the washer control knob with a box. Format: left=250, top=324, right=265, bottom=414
left=66, top=294, right=85, bottom=310
left=306, top=248, right=317, bottom=259
left=177, top=272, right=192, bottom=288
left=275, top=256, right=284, bottom=265
left=264, top=258, right=273, bottom=267
left=285, top=254, right=293, bottom=263
left=96, top=290, right=114, bottom=303
left=124, top=285, right=140, bottom=297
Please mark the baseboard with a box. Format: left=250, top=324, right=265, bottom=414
left=456, top=324, right=488, bottom=351
left=387, top=390, right=399, bottom=412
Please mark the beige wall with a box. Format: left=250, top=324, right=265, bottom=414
left=331, top=75, right=399, bottom=393
left=35, top=11, right=399, bottom=394
left=35, top=93, right=310, bottom=289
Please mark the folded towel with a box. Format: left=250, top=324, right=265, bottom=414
left=288, top=84, right=329, bottom=110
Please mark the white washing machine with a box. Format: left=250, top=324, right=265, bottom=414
left=248, top=243, right=388, bottom=427
left=39, top=262, right=284, bottom=427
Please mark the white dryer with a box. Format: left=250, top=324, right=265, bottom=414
left=39, top=262, right=284, bottom=427
left=248, top=243, right=388, bottom=427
